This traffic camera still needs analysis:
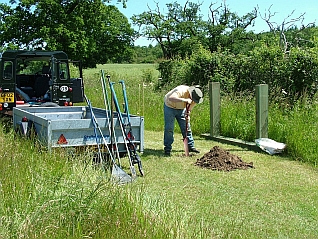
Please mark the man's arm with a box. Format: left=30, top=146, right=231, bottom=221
left=168, top=92, right=192, bottom=104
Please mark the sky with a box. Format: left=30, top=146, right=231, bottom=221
left=1, top=0, right=317, bottom=46
left=117, top=0, right=318, bottom=46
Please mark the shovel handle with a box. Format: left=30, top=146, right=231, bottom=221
left=184, top=103, right=190, bottom=156
left=185, top=103, right=190, bottom=129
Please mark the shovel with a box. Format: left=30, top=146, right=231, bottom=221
left=183, top=103, right=190, bottom=156
left=85, top=95, right=132, bottom=184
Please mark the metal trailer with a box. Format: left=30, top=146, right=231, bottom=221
left=13, top=106, right=144, bottom=153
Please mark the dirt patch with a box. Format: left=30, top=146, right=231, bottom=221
left=195, top=146, right=254, bottom=171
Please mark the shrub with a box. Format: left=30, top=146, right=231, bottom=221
left=157, top=44, right=318, bottom=99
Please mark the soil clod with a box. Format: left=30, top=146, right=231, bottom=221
left=195, top=146, right=254, bottom=171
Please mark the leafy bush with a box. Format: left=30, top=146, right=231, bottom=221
left=141, top=68, right=156, bottom=83
left=157, top=44, right=318, bottom=99
left=157, top=59, right=188, bottom=88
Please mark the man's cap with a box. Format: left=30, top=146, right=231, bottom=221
left=189, top=86, right=203, bottom=104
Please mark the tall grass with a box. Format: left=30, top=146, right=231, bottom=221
left=0, top=126, right=176, bottom=238
left=219, top=91, right=318, bottom=165
left=269, top=95, right=318, bottom=165
left=220, top=92, right=256, bottom=141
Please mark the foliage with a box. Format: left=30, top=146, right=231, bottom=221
left=202, top=3, right=258, bottom=54
left=132, top=1, right=257, bottom=60
left=156, top=41, right=318, bottom=98
left=132, top=1, right=205, bottom=59
left=220, top=93, right=255, bottom=140
left=0, top=0, right=135, bottom=68
left=157, top=59, right=188, bottom=88
left=141, top=68, right=156, bottom=83
left=132, top=45, right=163, bottom=63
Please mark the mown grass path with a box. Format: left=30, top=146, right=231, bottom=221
left=130, top=130, right=318, bottom=238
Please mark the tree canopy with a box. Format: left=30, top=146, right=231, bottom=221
left=131, top=1, right=258, bottom=59
left=132, top=1, right=205, bottom=59
left=0, top=0, right=135, bottom=68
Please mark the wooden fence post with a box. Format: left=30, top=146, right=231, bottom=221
left=255, top=84, right=268, bottom=138
left=209, top=82, right=221, bottom=136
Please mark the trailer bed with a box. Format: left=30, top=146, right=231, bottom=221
left=13, top=106, right=144, bottom=153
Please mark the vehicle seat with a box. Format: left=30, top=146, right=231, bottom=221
left=34, top=65, right=51, bottom=98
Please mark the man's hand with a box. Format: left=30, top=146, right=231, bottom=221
left=182, top=98, right=192, bottom=104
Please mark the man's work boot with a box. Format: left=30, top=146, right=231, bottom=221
left=189, top=148, right=200, bottom=153
left=164, top=151, right=171, bottom=156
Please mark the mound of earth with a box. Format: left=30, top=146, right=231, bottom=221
left=195, top=146, right=254, bottom=171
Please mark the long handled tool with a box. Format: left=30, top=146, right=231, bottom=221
left=108, top=78, right=144, bottom=177
left=119, top=79, right=134, bottom=141
left=85, top=95, right=132, bottom=184
left=119, top=80, right=131, bottom=120
left=86, top=96, right=103, bottom=164
left=119, top=80, right=144, bottom=175
left=101, top=70, right=121, bottom=166
left=183, top=103, right=190, bottom=156
left=109, top=81, right=137, bottom=178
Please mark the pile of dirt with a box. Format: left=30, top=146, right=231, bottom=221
left=195, top=146, right=254, bottom=171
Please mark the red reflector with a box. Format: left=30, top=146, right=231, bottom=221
left=22, top=116, right=28, bottom=122
left=127, top=131, right=135, bottom=140
left=57, top=134, right=68, bottom=144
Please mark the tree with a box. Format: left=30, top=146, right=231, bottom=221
left=131, top=1, right=258, bottom=59
left=0, top=0, right=135, bottom=68
left=131, top=1, right=205, bottom=59
left=133, top=44, right=163, bottom=63
left=201, top=2, right=258, bottom=54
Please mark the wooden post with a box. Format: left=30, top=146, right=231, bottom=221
left=255, top=84, right=268, bottom=138
left=209, top=82, right=221, bottom=136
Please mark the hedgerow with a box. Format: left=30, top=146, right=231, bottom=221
left=158, top=44, right=318, bottom=99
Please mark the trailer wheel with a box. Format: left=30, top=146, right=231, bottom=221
left=41, top=102, right=60, bottom=107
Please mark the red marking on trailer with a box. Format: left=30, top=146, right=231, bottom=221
left=57, top=134, right=68, bottom=144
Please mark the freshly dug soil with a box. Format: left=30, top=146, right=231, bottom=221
left=195, top=146, right=254, bottom=171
